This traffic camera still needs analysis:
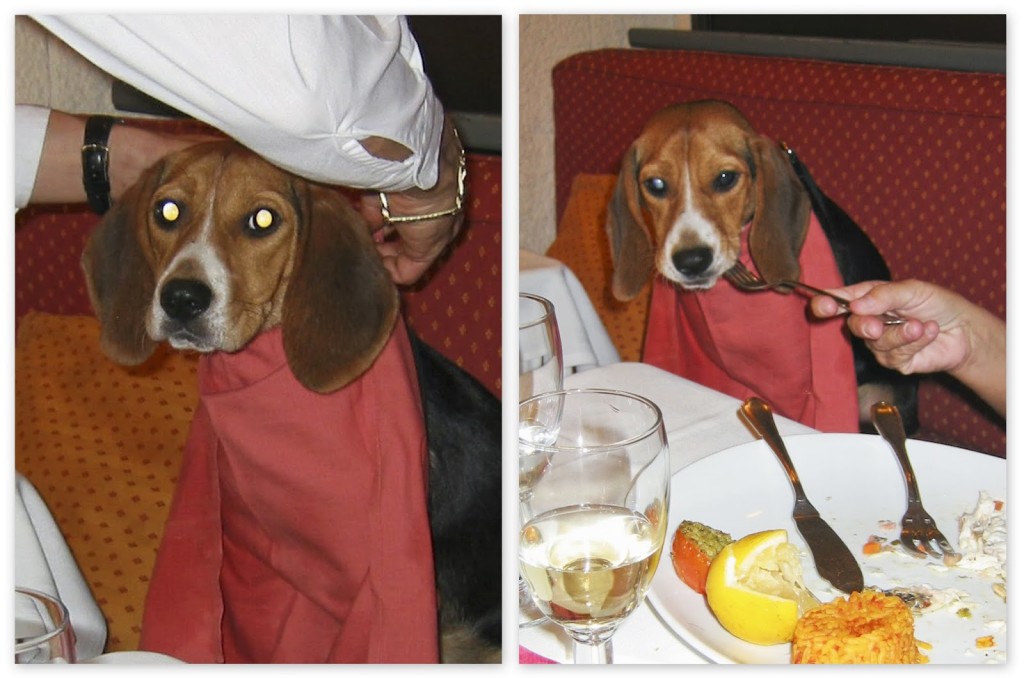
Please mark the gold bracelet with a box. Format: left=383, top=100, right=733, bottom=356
left=379, top=128, right=467, bottom=226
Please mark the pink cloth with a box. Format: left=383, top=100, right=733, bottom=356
left=519, top=646, right=556, bottom=664
left=642, top=212, right=860, bottom=432
left=140, top=323, right=438, bottom=663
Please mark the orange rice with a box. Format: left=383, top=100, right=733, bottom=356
left=791, top=590, right=927, bottom=664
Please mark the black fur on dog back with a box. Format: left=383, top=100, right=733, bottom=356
left=789, top=151, right=920, bottom=434
left=410, top=333, right=502, bottom=654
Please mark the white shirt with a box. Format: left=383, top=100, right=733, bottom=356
left=30, top=15, right=444, bottom=192
left=15, top=105, right=51, bottom=209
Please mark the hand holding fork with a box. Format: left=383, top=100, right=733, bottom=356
left=724, top=261, right=905, bottom=325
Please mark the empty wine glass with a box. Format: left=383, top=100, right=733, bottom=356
left=15, top=587, right=76, bottom=664
left=518, top=293, right=563, bottom=401
left=519, top=292, right=564, bottom=628
left=518, top=389, right=670, bottom=664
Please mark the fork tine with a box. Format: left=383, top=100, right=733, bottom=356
left=935, top=536, right=962, bottom=565
left=732, top=264, right=757, bottom=282
left=918, top=538, right=944, bottom=559
left=899, top=535, right=928, bottom=559
left=921, top=514, right=957, bottom=555
left=724, top=262, right=764, bottom=288
left=935, top=535, right=958, bottom=556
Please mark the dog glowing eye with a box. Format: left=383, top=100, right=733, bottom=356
left=643, top=177, right=667, bottom=197
left=246, top=207, right=278, bottom=235
left=155, top=200, right=181, bottom=227
left=713, top=171, right=739, bottom=192
left=253, top=209, right=274, bottom=229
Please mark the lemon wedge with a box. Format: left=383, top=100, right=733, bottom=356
left=705, top=529, right=819, bottom=645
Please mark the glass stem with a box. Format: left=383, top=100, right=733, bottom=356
left=573, top=639, right=612, bottom=664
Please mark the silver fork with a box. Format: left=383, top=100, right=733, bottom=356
left=871, top=401, right=959, bottom=561
left=724, top=261, right=905, bottom=326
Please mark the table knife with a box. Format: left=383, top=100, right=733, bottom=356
left=740, top=398, right=864, bottom=593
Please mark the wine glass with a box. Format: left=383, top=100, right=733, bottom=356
left=518, top=292, right=564, bottom=627
left=15, top=587, right=76, bottom=664
left=518, top=293, right=563, bottom=402
left=518, top=389, right=670, bottom=664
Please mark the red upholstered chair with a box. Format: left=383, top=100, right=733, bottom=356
left=548, top=48, right=1005, bottom=457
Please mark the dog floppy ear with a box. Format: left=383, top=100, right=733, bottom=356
left=747, top=136, right=811, bottom=284
left=282, top=184, right=400, bottom=394
left=81, top=164, right=161, bottom=365
left=606, top=144, right=655, bottom=301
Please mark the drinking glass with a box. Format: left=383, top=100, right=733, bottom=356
left=15, top=587, right=76, bottom=664
left=518, top=292, right=565, bottom=627
left=518, top=293, right=563, bottom=402
left=518, top=389, right=670, bottom=664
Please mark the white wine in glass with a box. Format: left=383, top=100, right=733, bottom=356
left=520, top=504, right=662, bottom=627
left=518, top=389, right=670, bottom=663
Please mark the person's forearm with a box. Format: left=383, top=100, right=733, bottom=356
left=949, top=307, right=1006, bottom=417
left=30, top=110, right=209, bottom=205
left=29, top=110, right=88, bottom=204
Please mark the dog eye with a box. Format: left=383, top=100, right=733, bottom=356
left=643, top=177, right=668, bottom=197
left=712, top=171, right=740, bottom=192
left=154, top=199, right=182, bottom=229
left=246, top=207, right=279, bottom=236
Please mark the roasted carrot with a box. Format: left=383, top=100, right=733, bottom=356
left=862, top=540, right=883, bottom=555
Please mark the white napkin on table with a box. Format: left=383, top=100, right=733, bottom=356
left=15, top=474, right=107, bottom=660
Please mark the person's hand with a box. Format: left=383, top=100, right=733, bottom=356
left=811, top=279, right=978, bottom=375
left=811, top=279, right=1005, bottom=416
left=358, top=119, right=465, bottom=285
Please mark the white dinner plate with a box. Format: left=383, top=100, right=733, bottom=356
left=647, top=433, right=1006, bottom=664
left=83, top=651, right=185, bottom=664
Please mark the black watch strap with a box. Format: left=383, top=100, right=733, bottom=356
left=81, top=115, right=119, bottom=214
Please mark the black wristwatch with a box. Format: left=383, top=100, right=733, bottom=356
left=81, top=115, right=120, bottom=214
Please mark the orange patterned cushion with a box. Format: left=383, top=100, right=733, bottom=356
left=14, top=312, right=197, bottom=652
left=545, top=174, right=650, bottom=362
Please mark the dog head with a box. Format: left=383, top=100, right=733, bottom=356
left=606, top=100, right=811, bottom=300
left=82, top=140, right=399, bottom=393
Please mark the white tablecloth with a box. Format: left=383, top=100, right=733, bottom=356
left=15, top=473, right=107, bottom=660
left=518, top=362, right=815, bottom=663
left=519, top=249, right=619, bottom=374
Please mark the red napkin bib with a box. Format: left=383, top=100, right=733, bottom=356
left=642, top=212, right=859, bottom=432
left=140, top=322, right=438, bottom=663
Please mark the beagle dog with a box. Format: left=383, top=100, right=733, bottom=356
left=607, top=100, right=918, bottom=431
left=82, top=140, right=501, bottom=662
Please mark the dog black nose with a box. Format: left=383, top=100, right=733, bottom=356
left=672, top=247, right=714, bottom=277
left=160, top=279, right=212, bottom=321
